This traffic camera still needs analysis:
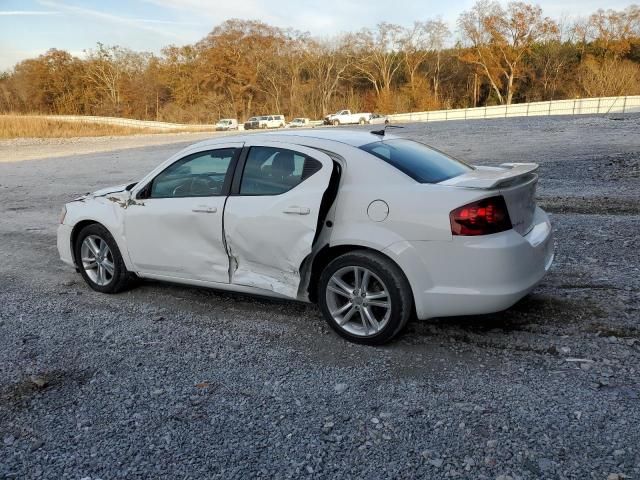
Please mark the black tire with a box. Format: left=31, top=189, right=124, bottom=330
left=318, top=250, right=413, bottom=345
left=359, top=118, right=366, bottom=125
left=332, top=119, right=340, bottom=126
left=74, top=223, right=133, bottom=294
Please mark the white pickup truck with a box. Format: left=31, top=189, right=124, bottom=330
left=324, top=110, right=372, bottom=126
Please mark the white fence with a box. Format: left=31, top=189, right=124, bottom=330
left=8, top=95, right=640, bottom=130
left=387, top=95, right=640, bottom=124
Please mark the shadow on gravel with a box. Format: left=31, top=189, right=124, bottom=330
left=413, top=293, right=604, bottom=333
left=0, top=369, right=93, bottom=412
left=396, top=293, right=607, bottom=357
left=539, top=196, right=640, bottom=215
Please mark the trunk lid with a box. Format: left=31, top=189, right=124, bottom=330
left=440, top=163, right=539, bottom=235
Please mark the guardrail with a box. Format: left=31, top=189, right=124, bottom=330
left=387, top=95, right=640, bottom=123
left=11, top=114, right=219, bottom=131
left=8, top=95, right=640, bottom=130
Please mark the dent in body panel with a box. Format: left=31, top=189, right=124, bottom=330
left=63, top=195, right=135, bottom=270
left=224, top=220, right=314, bottom=298
left=106, top=195, right=146, bottom=209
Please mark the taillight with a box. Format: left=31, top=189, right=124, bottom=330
left=450, top=196, right=512, bottom=236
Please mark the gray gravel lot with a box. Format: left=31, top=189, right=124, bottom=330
left=1, top=114, right=639, bottom=479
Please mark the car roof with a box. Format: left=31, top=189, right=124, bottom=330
left=194, top=129, right=399, bottom=150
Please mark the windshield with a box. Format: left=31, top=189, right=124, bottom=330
left=360, top=139, right=473, bottom=183
left=248, top=117, right=257, bottom=121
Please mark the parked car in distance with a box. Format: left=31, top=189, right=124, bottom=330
left=265, top=115, right=286, bottom=128
left=245, top=115, right=285, bottom=130
left=287, top=117, right=310, bottom=128
left=369, top=113, right=389, bottom=125
left=57, top=129, right=554, bottom=345
left=215, top=119, right=238, bottom=131
left=244, top=116, right=261, bottom=130
left=324, top=110, right=372, bottom=126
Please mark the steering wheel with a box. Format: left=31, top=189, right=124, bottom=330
left=172, top=177, right=221, bottom=196
left=172, top=178, right=194, bottom=197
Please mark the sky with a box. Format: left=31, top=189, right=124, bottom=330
left=0, top=0, right=635, bottom=70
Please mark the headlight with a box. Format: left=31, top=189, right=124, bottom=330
left=59, top=206, right=67, bottom=224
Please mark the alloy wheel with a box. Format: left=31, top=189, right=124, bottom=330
left=80, top=235, right=115, bottom=286
left=325, top=266, right=391, bottom=337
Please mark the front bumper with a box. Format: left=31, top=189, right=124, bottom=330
left=57, top=224, right=75, bottom=267
left=387, top=207, right=554, bottom=320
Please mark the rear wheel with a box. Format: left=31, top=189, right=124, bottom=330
left=318, top=251, right=413, bottom=345
left=74, top=223, right=133, bottom=293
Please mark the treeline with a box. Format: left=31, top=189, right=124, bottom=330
left=1, top=1, right=639, bottom=123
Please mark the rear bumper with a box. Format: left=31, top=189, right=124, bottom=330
left=57, top=224, right=75, bottom=267
left=386, top=207, right=554, bottom=319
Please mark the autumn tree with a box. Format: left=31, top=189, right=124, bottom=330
left=11, top=49, right=85, bottom=113
left=458, top=1, right=559, bottom=104
left=1, top=5, right=639, bottom=122
left=587, top=5, right=640, bottom=58
left=579, top=56, right=640, bottom=97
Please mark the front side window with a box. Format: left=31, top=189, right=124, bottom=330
left=239, top=146, right=322, bottom=195
left=360, top=139, right=473, bottom=183
left=150, top=148, right=236, bottom=198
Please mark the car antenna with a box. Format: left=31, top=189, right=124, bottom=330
left=370, top=125, right=404, bottom=137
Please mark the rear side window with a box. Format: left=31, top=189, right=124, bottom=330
left=360, top=139, right=472, bottom=183
left=239, top=146, right=322, bottom=195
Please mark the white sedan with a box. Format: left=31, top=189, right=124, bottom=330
left=57, top=130, right=554, bottom=344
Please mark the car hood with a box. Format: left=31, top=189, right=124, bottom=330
left=72, top=183, right=130, bottom=202
left=93, top=184, right=130, bottom=197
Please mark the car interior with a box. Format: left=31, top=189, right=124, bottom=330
left=149, top=149, right=234, bottom=198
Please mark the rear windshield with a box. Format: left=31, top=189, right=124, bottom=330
left=360, top=139, right=473, bottom=183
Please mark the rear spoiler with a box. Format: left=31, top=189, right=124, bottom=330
left=439, top=163, right=539, bottom=189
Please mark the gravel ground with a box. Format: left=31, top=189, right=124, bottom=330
left=0, top=114, right=639, bottom=480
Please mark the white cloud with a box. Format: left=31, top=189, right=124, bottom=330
left=0, top=10, right=59, bottom=16
left=36, top=0, right=192, bottom=39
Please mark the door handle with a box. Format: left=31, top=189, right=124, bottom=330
left=283, top=206, right=310, bottom=215
left=192, top=206, right=217, bottom=213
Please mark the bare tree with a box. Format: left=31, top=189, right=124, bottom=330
left=84, top=43, right=142, bottom=114
left=306, top=38, right=353, bottom=116
left=401, top=19, right=450, bottom=101
left=350, top=23, right=404, bottom=99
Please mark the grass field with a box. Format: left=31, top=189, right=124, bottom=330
left=0, top=115, right=185, bottom=139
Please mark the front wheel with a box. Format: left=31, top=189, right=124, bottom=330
left=74, top=223, right=133, bottom=293
left=359, top=118, right=366, bottom=125
left=318, top=251, right=413, bottom=345
left=332, top=120, right=340, bottom=126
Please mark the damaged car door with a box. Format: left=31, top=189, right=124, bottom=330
left=124, top=145, right=241, bottom=283
left=224, top=142, right=334, bottom=298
